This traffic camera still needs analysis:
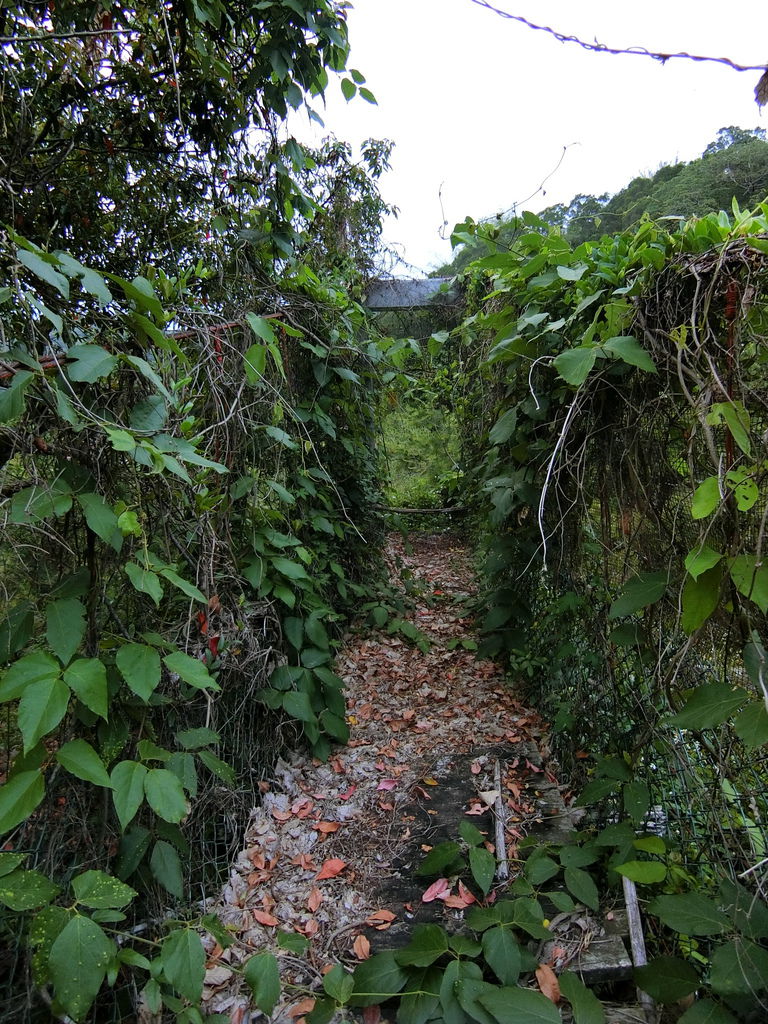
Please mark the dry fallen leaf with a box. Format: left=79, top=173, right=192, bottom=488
left=272, top=809, right=292, bottom=822
left=478, top=789, right=500, bottom=805
left=470, top=760, right=482, bottom=775
left=339, top=784, right=357, bottom=800
left=316, top=857, right=347, bottom=880
left=307, top=887, right=323, bottom=912
left=314, top=821, right=340, bottom=834
left=376, top=779, right=397, bottom=791
left=365, top=909, right=396, bottom=928
left=251, top=909, right=279, bottom=927
left=536, top=964, right=561, bottom=1003
left=421, top=877, right=451, bottom=903
left=362, top=1007, right=381, bottom=1024
left=288, top=998, right=316, bottom=1018
left=352, top=934, right=371, bottom=960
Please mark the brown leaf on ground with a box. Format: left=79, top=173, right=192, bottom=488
left=251, top=910, right=279, bottom=927
left=536, top=964, right=561, bottom=1003
left=365, top=909, right=396, bottom=928
left=307, top=887, right=323, bottom=912
left=316, top=858, right=347, bottom=880
left=288, top=998, right=316, bottom=1018
left=352, top=934, right=371, bottom=960
left=314, top=821, right=340, bottom=834
left=362, top=1007, right=381, bottom=1024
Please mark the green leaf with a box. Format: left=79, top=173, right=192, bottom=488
left=144, top=768, right=188, bottom=823
left=56, top=739, right=113, bottom=788
left=9, top=480, right=73, bottom=524
left=667, top=682, right=748, bottom=730
left=341, top=77, right=357, bottom=100
left=417, top=840, right=464, bottom=877
left=0, top=769, right=45, bottom=834
left=0, top=369, right=34, bottom=424
left=277, top=930, right=310, bottom=953
left=648, top=893, right=730, bottom=935
left=271, top=556, right=309, bottom=580
left=729, top=554, right=768, bottom=613
left=553, top=346, right=598, bottom=386
left=0, top=650, right=61, bottom=702
left=613, top=860, right=666, bottom=884
left=479, top=986, right=561, bottom=1024
left=397, top=965, right=441, bottom=1024
left=18, top=676, right=70, bottom=752
left=685, top=545, right=723, bottom=580
left=0, top=852, right=26, bottom=877
left=72, top=870, right=136, bottom=909
left=623, top=781, right=650, bottom=825
left=469, top=845, right=496, bottom=894
left=575, top=778, right=620, bottom=805
left=111, top=760, right=148, bottom=831
left=559, top=971, right=605, bottom=1024
left=163, top=650, right=220, bottom=691
left=602, top=335, right=656, bottom=372
left=559, top=845, right=599, bottom=868
left=17, top=248, right=69, bottom=297
left=707, top=401, right=751, bottom=456
left=55, top=252, right=112, bottom=303
left=455, top=978, right=498, bottom=1024
left=46, top=598, right=86, bottom=666
left=64, top=658, right=108, bottom=719
left=633, top=835, right=665, bottom=854
left=481, top=926, right=521, bottom=985
left=125, top=562, right=164, bottom=607
left=161, top=929, right=205, bottom=1003
left=67, top=343, right=118, bottom=383
left=150, top=840, right=184, bottom=897
left=564, top=866, right=600, bottom=909
left=49, top=915, right=115, bottom=1019
left=197, top=749, right=236, bottom=786
left=350, top=950, right=409, bottom=1006
left=734, top=701, right=768, bottom=748
left=608, top=571, right=667, bottom=618
left=635, top=956, right=699, bottom=1003
left=394, top=924, right=449, bottom=967
left=176, top=726, right=220, bottom=750
left=77, top=492, right=122, bottom=551
left=116, top=643, right=162, bottom=701
left=245, top=313, right=277, bottom=344
left=677, top=999, right=737, bottom=1024
left=359, top=86, right=377, bottom=104
left=243, top=343, right=267, bottom=383
left=719, top=878, right=768, bottom=939
left=525, top=853, right=560, bottom=884
left=0, top=602, right=34, bottom=665
left=691, top=476, right=720, bottom=519
left=489, top=408, right=517, bottom=445
left=681, top=565, right=722, bottom=634
left=459, top=820, right=486, bottom=846
left=282, top=690, right=316, bottom=723
left=557, top=263, right=587, bottom=281
left=709, top=938, right=768, bottom=996
left=158, top=567, right=207, bottom=603
left=0, top=868, right=59, bottom=910
left=244, top=952, right=281, bottom=1015
left=323, top=964, right=354, bottom=1005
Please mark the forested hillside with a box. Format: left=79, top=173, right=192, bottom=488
left=438, top=126, right=768, bottom=273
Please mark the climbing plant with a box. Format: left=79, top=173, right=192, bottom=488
left=444, top=200, right=768, bottom=1017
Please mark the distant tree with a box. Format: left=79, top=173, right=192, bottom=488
left=703, top=126, right=767, bottom=156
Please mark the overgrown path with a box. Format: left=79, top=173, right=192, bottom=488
left=201, top=534, right=572, bottom=1021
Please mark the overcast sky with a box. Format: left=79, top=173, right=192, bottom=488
left=293, top=0, right=768, bottom=274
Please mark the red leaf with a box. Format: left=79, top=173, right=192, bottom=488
left=376, top=779, right=397, bottom=791
left=314, top=821, right=340, bottom=834
left=316, top=858, right=347, bottom=880
left=363, top=1007, right=381, bottom=1024
left=352, top=934, right=371, bottom=960
left=307, top=887, right=323, bottom=912
left=365, top=909, right=396, bottom=929
left=339, top=785, right=357, bottom=800
left=421, top=878, right=451, bottom=903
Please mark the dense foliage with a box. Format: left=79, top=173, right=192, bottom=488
left=0, top=3, right=397, bottom=1020
left=438, top=126, right=768, bottom=274
left=443, top=201, right=768, bottom=1019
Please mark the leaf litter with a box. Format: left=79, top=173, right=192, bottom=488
left=200, top=533, right=567, bottom=1021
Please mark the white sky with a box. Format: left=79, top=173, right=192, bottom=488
left=292, top=0, right=768, bottom=274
